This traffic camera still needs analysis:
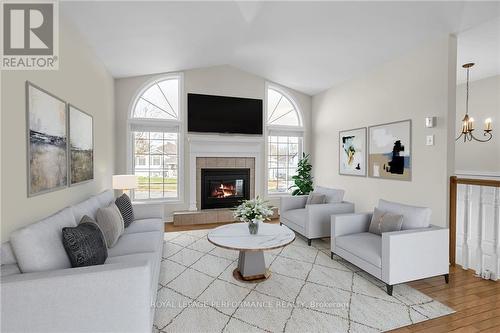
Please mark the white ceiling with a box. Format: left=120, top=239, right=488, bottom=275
left=457, top=16, right=500, bottom=84
left=61, top=1, right=500, bottom=95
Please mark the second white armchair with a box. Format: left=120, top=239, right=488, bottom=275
left=280, top=186, right=355, bottom=245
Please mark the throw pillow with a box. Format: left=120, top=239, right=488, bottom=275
left=115, top=193, right=135, bottom=228
left=62, top=217, right=108, bottom=268
left=95, top=204, right=124, bottom=248
left=368, top=207, right=404, bottom=235
left=306, top=193, right=326, bottom=206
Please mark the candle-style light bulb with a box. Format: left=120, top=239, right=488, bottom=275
left=468, top=117, right=474, bottom=131
left=485, top=118, right=492, bottom=131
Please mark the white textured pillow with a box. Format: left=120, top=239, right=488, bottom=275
left=95, top=204, right=124, bottom=248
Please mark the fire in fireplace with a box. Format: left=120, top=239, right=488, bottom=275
left=201, top=169, right=250, bottom=209
left=210, top=180, right=243, bottom=198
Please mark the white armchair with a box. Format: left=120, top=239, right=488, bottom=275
left=280, top=187, right=355, bottom=245
left=331, top=201, right=449, bottom=295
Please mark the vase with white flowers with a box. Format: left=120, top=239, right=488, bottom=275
left=233, top=197, right=274, bottom=235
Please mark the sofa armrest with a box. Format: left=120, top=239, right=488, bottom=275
left=280, top=195, right=307, bottom=213
left=133, top=202, right=165, bottom=220
left=331, top=212, right=371, bottom=238
left=382, top=225, right=449, bottom=285
left=302, top=202, right=355, bottom=239
left=1, top=261, right=152, bottom=333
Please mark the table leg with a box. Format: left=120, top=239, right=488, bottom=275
left=233, top=250, right=270, bottom=282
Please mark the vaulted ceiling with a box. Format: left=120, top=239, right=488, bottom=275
left=61, top=1, right=500, bottom=95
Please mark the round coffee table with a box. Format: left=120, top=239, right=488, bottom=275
left=208, top=223, right=295, bottom=282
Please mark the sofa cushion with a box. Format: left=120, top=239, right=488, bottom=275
left=72, top=196, right=101, bottom=222
left=315, top=186, right=345, bottom=203
left=9, top=207, right=77, bottom=273
left=335, top=232, right=382, bottom=268
left=115, top=194, right=135, bottom=228
left=108, top=231, right=163, bottom=258
left=123, top=218, right=164, bottom=235
left=62, top=219, right=108, bottom=268
left=368, top=207, right=403, bottom=235
left=1, top=241, right=17, bottom=265
left=0, top=264, right=21, bottom=277
left=94, top=190, right=115, bottom=207
left=378, top=199, right=431, bottom=230
left=96, top=204, right=124, bottom=248
left=280, top=208, right=307, bottom=227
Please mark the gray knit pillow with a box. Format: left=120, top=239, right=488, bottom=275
left=95, top=204, right=124, bottom=248
left=368, top=207, right=403, bottom=235
left=306, top=193, right=326, bottom=206
left=62, top=216, right=107, bottom=267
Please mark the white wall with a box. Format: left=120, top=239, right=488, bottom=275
left=455, top=75, right=500, bottom=175
left=311, top=37, right=457, bottom=227
left=0, top=18, right=115, bottom=242
left=115, top=65, right=312, bottom=220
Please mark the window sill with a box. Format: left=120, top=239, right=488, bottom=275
left=132, top=199, right=183, bottom=205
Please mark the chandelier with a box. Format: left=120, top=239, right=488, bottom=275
left=456, top=63, right=493, bottom=142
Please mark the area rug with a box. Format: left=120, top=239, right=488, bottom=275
left=153, top=229, right=454, bottom=333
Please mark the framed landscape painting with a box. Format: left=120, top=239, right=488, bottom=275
left=339, top=127, right=366, bottom=176
left=69, top=105, right=94, bottom=185
left=368, top=120, right=411, bottom=181
left=27, top=82, right=68, bottom=196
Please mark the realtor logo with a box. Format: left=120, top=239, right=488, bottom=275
left=1, top=1, right=59, bottom=70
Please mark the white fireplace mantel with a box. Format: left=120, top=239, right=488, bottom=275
left=187, top=134, right=264, bottom=210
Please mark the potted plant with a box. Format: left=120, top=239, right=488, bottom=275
left=233, top=197, right=274, bottom=234
left=290, top=153, right=313, bottom=195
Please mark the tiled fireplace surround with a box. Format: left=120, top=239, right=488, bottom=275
left=196, top=157, right=256, bottom=210
left=173, top=135, right=267, bottom=225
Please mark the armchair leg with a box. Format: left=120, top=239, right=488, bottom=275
left=279, top=222, right=282, bottom=226
left=308, top=239, right=312, bottom=246
left=386, top=284, right=393, bottom=296
left=331, top=252, right=334, bottom=259
left=444, top=274, right=449, bottom=284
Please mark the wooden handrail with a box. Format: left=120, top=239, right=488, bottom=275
left=451, top=176, right=500, bottom=187
left=449, top=176, right=500, bottom=266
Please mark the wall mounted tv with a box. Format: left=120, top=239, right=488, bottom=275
left=188, top=93, right=263, bottom=135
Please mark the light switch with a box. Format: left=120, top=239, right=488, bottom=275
left=425, top=117, right=436, bottom=128
left=426, top=135, right=434, bottom=146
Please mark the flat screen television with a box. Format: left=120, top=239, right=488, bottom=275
left=188, top=93, right=263, bottom=135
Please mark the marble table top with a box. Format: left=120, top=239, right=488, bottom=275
left=207, top=222, right=295, bottom=251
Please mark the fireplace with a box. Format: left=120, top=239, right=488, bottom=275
left=201, top=168, right=250, bottom=209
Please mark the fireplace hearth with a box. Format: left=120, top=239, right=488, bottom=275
left=201, top=168, right=250, bottom=209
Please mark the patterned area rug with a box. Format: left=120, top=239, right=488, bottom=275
left=153, top=229, right=454, bottom=333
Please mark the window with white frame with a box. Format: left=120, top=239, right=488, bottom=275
left=129, top=75, right=182, bottom=200
left=267, top=86, right=304, bottom=194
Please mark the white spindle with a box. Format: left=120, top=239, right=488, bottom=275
left=494, top=187, right=500, bottom=280
left=475, top=186, right=484, bottom=275
left=462, top=185, right=471, bottom=270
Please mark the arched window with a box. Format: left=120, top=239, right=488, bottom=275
left=266, top=85, right=304, bottom=194
left=129, top=74, right=182, bottom=201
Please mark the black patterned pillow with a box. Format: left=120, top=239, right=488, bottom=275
left=115, top=193, right=134, bottom=228
left=62, top=216, right=108, bottom=267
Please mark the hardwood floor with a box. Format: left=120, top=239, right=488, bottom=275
left=164, top=221, right=500, bottom=332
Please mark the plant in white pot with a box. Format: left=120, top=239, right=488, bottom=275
left=233, top=197, right=274, bottom=234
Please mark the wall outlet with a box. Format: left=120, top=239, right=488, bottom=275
left=426, top=135, right=434, bottom=146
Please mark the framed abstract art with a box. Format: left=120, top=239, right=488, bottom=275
left=368, top=120, right=411, bottom=181
left=69, top=105, right=94, bottom=185
left=339, top=127, right=367, bottom=176
left=26, top=82, right=68, bottom=196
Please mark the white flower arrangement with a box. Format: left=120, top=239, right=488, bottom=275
left=233, top=197, right=274, bottom=224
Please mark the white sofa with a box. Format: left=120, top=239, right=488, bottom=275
left=331, top=200, right=449, bottom=295
left=280, top=186, right=355, bottom=245
left=0, top=190, right=164, bottom=333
